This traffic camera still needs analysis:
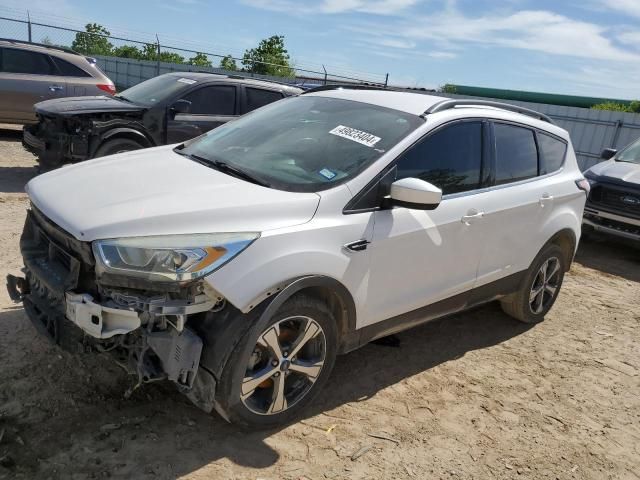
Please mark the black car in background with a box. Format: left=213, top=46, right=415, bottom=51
left=23, top=72, right=302, bottom=169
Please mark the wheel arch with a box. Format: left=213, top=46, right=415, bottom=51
left=93, top=127, right=154, bottom=155
left=256, top=276, right=357, bottom=352
left=544, top=228, right=577, bottom=270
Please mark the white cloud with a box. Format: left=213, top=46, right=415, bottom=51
left=241, top=0, right=420, bottom=15
left=354, top=9, right=640, bottom=63
left=600, top=0, right=640, bottom=18
left=617, top=31, right=640, bottom=46
left=428, top=51, right=457, bottom=59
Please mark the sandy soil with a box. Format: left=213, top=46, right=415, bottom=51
left=0, top=125, right=639, bottom=480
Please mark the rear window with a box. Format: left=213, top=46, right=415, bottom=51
left=537, top=132, right=567, bottom=174
left=246, top=88, right=284, bottom=111
left=52, top=57, right=90, bottom=77
left=1, top=47, right=53, bottom=75
left=494, top=123, right=538, bottom=185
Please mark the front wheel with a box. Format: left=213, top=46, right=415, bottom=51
left=215, top=295, right=337, bottom=428
left=94, top=137, right=144, bottom=158
left=500, top=244, right=566, bottom=323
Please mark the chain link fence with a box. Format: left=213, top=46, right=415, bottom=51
left=0, top=14, right=389, bottom=89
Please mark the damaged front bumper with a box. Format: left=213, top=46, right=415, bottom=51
left=6, top=208, right=221, bottom=412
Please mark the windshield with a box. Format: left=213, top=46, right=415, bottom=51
left=616, top=138, right=640, bottom=164
left=180, top=96, right=423, bottom=192
left=116, top=74, right=193, bottom=106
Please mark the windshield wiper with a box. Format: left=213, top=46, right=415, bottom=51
left=177, top=150, right=270, bottom=187
left=115, top=94, right=131, bottom=103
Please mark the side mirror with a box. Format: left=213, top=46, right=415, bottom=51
left=389, top=178, right=442, bottom=210
left=170, top=99, right=192, bottom=115
left=600, top=148, right=617, bottom=160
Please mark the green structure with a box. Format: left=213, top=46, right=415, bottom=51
left=448, top=85, right=633, bottom=109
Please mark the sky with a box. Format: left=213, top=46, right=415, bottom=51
left=1, top=0, right=639, bottom=99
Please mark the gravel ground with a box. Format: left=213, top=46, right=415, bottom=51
left=0, top=125, right=639, bottom=480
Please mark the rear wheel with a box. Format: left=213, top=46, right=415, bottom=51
left=215, top=295, right=337, bottom=428
left=94, top=137, right=144, bottom=158
left=500, top=244, right=566, bottom=323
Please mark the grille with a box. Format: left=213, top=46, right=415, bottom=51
left=588, top=184, right=640, bottom=219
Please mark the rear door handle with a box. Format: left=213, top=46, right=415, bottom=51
left=461, top=210, right=484, bottom=225
left=539, top=193, right=554, bottom=207
left=48, top=85, right=64, bottom=92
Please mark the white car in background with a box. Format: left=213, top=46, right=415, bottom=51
left=7, top=87, right=588, bottom=427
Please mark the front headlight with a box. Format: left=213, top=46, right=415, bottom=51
left=93, top=233, right=259, bottom=282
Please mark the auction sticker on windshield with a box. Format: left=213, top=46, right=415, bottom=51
left=329, top=125, right=381, bottom=147
left=177, top=78, right=197, bottom=85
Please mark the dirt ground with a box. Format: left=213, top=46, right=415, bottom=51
left=0, top=124, right=639, bottom=480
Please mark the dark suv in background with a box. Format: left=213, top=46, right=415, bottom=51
left=0, top=39, right=115, bottom=124
left=23, top=72, right=302, bottom=169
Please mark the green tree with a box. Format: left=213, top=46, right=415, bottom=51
left=188, top=52, right=212, bottom=67
left=158, top=51, right=185, bottom=64
left=71, top=23, right=113, bottom=56
left=242, top=35, right=294, bottom=77
left=112, top=45, right=143, bottom=59
left=440, top=84, right=457, bottom=94
left=219, top=54, right=238, bottom=71
left=592, top=101, right=640, bottom=113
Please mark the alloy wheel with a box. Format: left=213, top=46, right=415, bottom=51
left=529, top=256, right=561, bottom=314
left=240, top=316, right=326, bottom=415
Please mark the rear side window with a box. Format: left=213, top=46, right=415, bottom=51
left=537, top=132, right=567, bottom=174
left=51, top=57, right=90, bottom=77
left=396, top=121, right=483, bottom=195
left=181, top=85, right=236, bottom=115
left=1, top=48, right=53, bottom=75
left=494, top=123, right=538, bottom=185
left=246, top=88, right=284, bottom=111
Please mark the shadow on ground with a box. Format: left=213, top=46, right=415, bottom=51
left=0, top=303, right=530, bottom=479
left=576, top=234, right=640, bottom=283
left=0, top=128, right=21, bottom=141
left=0, top=167, right=35, bottom=194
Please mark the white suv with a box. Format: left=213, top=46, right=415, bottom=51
left=7, top=87, right=589, bottom=427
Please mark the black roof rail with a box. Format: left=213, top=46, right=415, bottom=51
left=0, top=37, right=81, bottom=56
left=425, top=99, right=553, bottom=124
left=302, top=83, right=388, bottom=94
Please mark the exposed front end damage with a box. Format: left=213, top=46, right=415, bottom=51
left=24, top=112, right=149, bottom=167
left=6, top=207, right=225, bottom=412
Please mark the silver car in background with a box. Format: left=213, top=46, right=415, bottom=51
left=0, top=39, right=115, bottom=124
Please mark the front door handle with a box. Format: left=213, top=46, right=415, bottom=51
left=461, top=210, right=484, bottom=225
left=539, top=193, right=554, bottom=207
left=48, top=85, right=64, bottom=92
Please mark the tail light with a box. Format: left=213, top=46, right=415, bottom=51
left=575, top=178, right=591, bottom=194
left=97, top=84, right=116, bottom=95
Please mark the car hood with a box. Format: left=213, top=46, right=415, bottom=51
left=587, top=160, right=640, bottom=186
left=34, top=96, right=146, bottom=116
left=26, top=145, right=320, bottom=241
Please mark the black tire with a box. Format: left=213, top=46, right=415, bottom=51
left=214, top=294, right=338, bottom=428
left=94, top=137, right=144, bottom=158
left=500, top=244, right=566, bottom=323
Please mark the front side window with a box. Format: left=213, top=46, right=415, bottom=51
left=537, top=132, right=567, bottom=174
left=1, top=48, right=53, bottom=75
left=395, top=121, right=483, bottom=195
left=494, top=123, right=538, bottom=185
left=246, top=88, right=283, bottom=111
left=180, top=96, right=423, bottom=192
left=180, top=85, right=236, bottom=115
left=616, top=137, right=640, bottom=165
